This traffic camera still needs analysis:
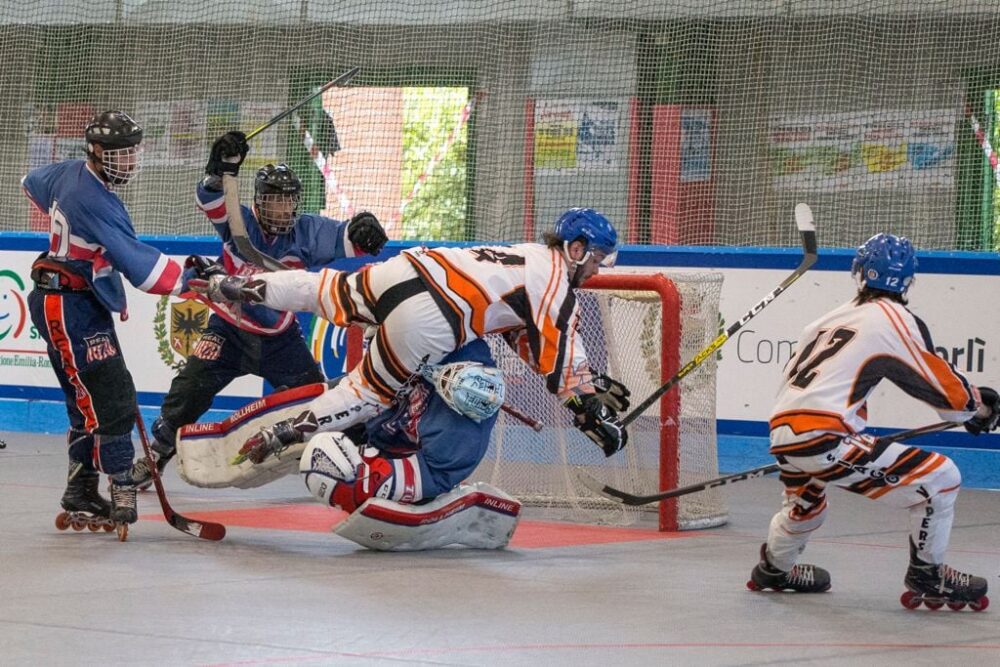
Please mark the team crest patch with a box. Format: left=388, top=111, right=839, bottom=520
left=84, top=333, right=118, bottom=363
left=155, top=296, right=210, bottom=369
left=192, top=332, right=224, bottom=361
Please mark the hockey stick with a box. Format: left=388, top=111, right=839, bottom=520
left=577, top=421, right=957, bottom=507
left=134, top=409, right=227, bottom=541
left=224, top=66, right=361, bottom=271
left=501, top=402, right=544, bottom=432
left=620, top=203, right=818, bottom=429
left=245, top=66, right=360, bottom=141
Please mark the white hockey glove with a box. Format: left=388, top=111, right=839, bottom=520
left=233, top=411, right=319, bottom=465
left=591, top=373, right=631, bottom=412
left=565, top=393, right=628, bottom=457
left=189, top=274, right=267, bottom=305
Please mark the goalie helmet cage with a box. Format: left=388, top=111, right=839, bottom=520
left=344, top=271, right=725, bottom=532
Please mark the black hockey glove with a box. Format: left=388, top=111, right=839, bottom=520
left=347, top=211, right=388, bottom=256
left=189, top=275, right=267, bottom=304
left=591, top=373, right=631, bottom=412
left=965, top=386, right=1000, bottom=435
left=205, top=131, right=249, bottom=177
left=184, top=255, right=226, bottom=280
left=566, top=393, right=628, bottom=457
left=237, top=410, right=319, bottom=465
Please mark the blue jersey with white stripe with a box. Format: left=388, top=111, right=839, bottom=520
left=21, top=160, right=188, bottom=314
left=195, top=181, right=354, bottom=335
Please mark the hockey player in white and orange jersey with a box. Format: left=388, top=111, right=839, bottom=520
left=191, top=208, right=631, bottom=509
left=748, top=233, right=996, bottom=611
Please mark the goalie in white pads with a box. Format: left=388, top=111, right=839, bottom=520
left=748, top=233, right=995, bottom=611
left=192, top=208, right=632, bottom=465
left=177, top=339, right=522, bottom=550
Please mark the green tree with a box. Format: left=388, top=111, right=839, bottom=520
left=401, top=87, right=468, bottom=241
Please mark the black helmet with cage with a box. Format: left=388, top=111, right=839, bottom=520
left=253, top=163, right=302, bottom=235
left=84, top=110, right=143, bottom=186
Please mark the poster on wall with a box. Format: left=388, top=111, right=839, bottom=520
left=680, top=108, right=712, bottom=182
left=534, top=99, right=622, bottom=172
left=769, top=109, right=957, bottom=192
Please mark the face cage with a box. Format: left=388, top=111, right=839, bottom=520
left=97, top=145, right=143, bottom=186
left=255, top=193, right=301, bottom=235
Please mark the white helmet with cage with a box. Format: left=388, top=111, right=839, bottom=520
left=420, top=361, right=505, bottom=423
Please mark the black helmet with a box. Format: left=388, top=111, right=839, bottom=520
left=253, top=163, right=302, bottom=235
left=85, top=111, right=143, bottom=150
left=83, top=111, right=143, bottom=186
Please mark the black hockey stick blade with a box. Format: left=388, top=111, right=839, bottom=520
left=135, top=410, right=226, bottom=541
left=578, top=420, right=958, bottom=508
left=246, top=66, right=360, bottom=141
left=620, top=204, right=817, bottom=429
left=576, top=464, right=779, bottom=506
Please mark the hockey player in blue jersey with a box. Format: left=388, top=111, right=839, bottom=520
left=22, top=110, right=195, bottom=534
left=131, top=131, right=387, bottom=488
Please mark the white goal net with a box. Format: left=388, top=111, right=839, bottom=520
left=472, top=271, right=726, bottom=530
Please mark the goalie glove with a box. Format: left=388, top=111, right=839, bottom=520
left=185, top=255, right=226, bottom=280
left=565, top=393, right=628, bottom=457
left=965, top=386, right=1000, bottom=435
left=235, top=410, right=320, bottom=465
left=189, top=274, right=267, bottom=304
left=205, top=131, right=249, bottom=177
left=591, top=373, right=631, bottom=412
left=347, top=211, right=389, bottom=256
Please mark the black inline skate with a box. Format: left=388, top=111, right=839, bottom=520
left=108, top=476, right=139, bottom=542
left=747, top=543, right=831, bottom=593
left=55, top=463, right=115, bottom=534
left=900, top=540, right=989, bottom=611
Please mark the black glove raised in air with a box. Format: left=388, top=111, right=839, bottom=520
left=347, top=212, right=388, bottom=256
left=205, top=131, right=249, bottom=177
left=965, top=386, right=1000, bottom=435
left=185, top=255, right=226, bottom=280
left=566, top=393, right=629, bottom=457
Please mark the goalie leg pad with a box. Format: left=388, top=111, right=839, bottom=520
left=333, top=482, right=522, bottom=551
left=175, top=383, right=327, bottom=488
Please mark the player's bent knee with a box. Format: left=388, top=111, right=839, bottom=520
left=930, top=455, right=961, bottom=497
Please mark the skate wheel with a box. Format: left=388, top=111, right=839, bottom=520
left=900, top=591, right=921, bottom=610
left=102, top=522, right=115, bottom=533
left=746, top=580, right=763, bottom=591
left=947, top=601, right=966, bottom=611
left=970, top=596, right=989, bottom=612
left=55, top=512, right=71, bottom=531
left=87, top=522, right=101, bottom=532
left=924, top=599, right=944, bottom=610
left=116, top=523, right=128, bottom=542
left=70, top=517, right=86, bottom=531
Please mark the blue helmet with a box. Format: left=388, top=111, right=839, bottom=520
left=553, top=207, right=619, bottom=267
left=851, top=233, right=917, bottom=295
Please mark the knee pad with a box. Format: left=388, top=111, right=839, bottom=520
left=79, top=357, right=137, bottom=436
left=92, top=433, right=135, bottom=477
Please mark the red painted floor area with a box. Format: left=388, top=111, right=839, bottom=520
left=139, top=504, right=693, bottom=549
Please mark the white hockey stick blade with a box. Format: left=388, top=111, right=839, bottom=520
left=794, top=202, right=815, bottom=233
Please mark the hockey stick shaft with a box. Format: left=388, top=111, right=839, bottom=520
left=246, top=66, right=360, bottom=140
left=579, top=421, right=957, bottom=506
left=620, top=204, right=818, bottom=429
left=501, top=402, right=544, bottom=432
left=134, top=409, right=226, bottom=541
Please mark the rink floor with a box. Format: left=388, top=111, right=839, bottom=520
left=1, top=430, right=999, bottom=666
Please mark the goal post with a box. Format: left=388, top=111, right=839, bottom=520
left=477, top=271, right=726, bottom=531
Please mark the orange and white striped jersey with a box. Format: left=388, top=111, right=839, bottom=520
left=769, top=297, right=979, bottom=457
left=399, top=244, right=593, bottom=397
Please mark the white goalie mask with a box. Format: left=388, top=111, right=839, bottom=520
left=420, top=362, right=505, bottom=423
